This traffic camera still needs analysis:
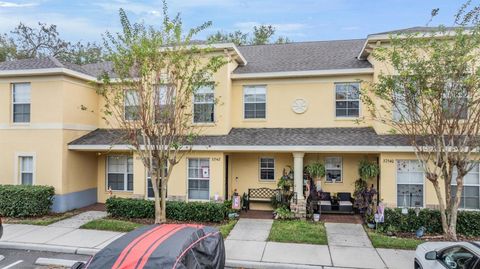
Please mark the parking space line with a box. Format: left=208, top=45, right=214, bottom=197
left=1, top=260, right=23, bottom=269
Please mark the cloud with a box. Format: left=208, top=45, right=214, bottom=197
left=0, top=1, right=37, bottom=8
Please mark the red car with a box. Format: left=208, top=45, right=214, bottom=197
left=72, top=224, right=225, bottom=269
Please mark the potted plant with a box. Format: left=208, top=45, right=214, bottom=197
left=306, top=162, right=325, bottom=190
left=358, top=159, right=379, bottom=183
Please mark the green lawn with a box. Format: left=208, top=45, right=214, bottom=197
left=80, top=218, right=143, bottom=232
left=367, top=230, right=424, bottom=250
left=268, top=220, right=327, bottom=245
left=218, top=220, right=237, bottom=238
left=4, top=211, right=79, bottom=226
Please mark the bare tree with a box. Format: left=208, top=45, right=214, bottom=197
left=363, top=24, right=480, bottom=240
left=98, top=4, right=226, bottom=223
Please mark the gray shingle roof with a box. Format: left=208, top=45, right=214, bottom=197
left=370, top=26, right=472, bottom=36
left=0, top=56, right=97, bottom=77
left=82, top=61, right=116, bottom=78
left=69, top=127, right=412, bottom=147
left=234, top=40, right=372, bottom=74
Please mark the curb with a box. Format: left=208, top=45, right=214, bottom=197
left=226, top=259, right=324, bottom=269
left=0, top=242, right=100, bottom=256
left=35, top=258, right=80, bottom=267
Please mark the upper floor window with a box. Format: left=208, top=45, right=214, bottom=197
left=259, top=157, right=275, bottom=181
left=244, top=85, right=266, bottom=119
left=442, top=82, right=468, bottom=119
left=12, top=83, right=31, bottom=123
left=193, top=85, right=214, bottom=123
left=124, top=90, right=139, bottom=121
left=335, top=82, right=360, bottom=118
left=325, top=157, right=342, bottom=183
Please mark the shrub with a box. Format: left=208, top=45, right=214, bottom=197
left=377, top=208, right=479, bottom=236
left=274, top=206, right=296, bottom=220
left=106, top=197, right=226, bottom=223
left=0, top=185, right=55, bottom=217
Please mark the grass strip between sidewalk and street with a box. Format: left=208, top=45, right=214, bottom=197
left=268, top=220, right=327, bottom=245
left=218, top=220, right=237, bottom=238
left=367, top=230, right=424, bottom=250
left=80, top=218, right=143, bottom=232
left=3, top=211, right=79, bottom=226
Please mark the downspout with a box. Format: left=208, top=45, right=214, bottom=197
left=376, top=156, right=380, bottom=205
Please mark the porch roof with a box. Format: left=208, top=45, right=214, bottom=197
left=68, top=127, right=414, bottom=152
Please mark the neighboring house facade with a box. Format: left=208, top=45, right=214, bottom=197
left=1, top=27, right=478, bottom=212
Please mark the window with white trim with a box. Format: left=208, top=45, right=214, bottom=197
left=335, top=82, right=360, bottom=118
left=107, top=156, right=133, bottom=191
left=259, top=158, right=275, bottom=181
left=442, top=82, right=468, bottom=119
left=451, top=164, right=480, bottom=210
left=325, top=157, right=342, bottom=183
left=397, top=160, right=424, bottom=207
left=124, top=90, right=139, bottom=120
left=146, top=161, right=168, bottom=199
left=193, top=84, right=214, bottom=123
left=188, top=158, right=210, bottom=200
left=244, top=85, right=266, bottom=119
left=155, top=84, right=175, bottom=122
left=12, top=83, right=31, bottom=123
left=19, top=156, right=33, bottom=185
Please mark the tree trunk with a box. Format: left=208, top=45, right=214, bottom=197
left=151, top=172, right=162, bottom=224
left=160, top=176, right=167, bottom=223
left=445, top=175, right=464, bottom=241
left=431, top=180, right=450, bottom=238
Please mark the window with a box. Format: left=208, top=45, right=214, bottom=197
left=146, top=160, right=168, bottom=199
left=188, top=158, right=210, bottom=200
left=325, top=157, right=342, bottom=183
left=392, top=91, right=412, bottom=122
left=244, top=85, right=266, bottom=119
left=19, top=156, right=34, bottom=185
left=335, top=82, right=360, bottom=118
left=451, top=164, right=480, bottom=210
left=124, top=90, right=139, bottom=120
left=12, top=83, right=31, bottom=123
left=193, top=85, right=214, bottom=123
left=397, top=160, right=424, bottom=207
left=442, top=83, right=468, bottom=119
left=107, top=156, right=133, bottom=191
left=440, top=246, right=477, bottom=269
left=155, top=84, right=174, bottom=122
left=259, top=158, right=275, bottom=181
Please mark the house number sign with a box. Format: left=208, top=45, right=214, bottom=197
left=291, top=98, right=308, bottom=114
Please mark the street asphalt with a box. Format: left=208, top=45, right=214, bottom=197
left=0, top=248, right=90, bottom=269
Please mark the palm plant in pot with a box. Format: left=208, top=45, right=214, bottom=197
left=354, top=160, right=379, bottom=225
left=306, top=162, right=325, bottom=191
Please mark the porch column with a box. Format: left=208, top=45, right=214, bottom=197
left=293, top=152, right=305, bottom=200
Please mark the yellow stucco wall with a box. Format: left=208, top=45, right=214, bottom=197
left=379, top=152, right=444, bottom=208
left=231, top=75, right=373, bottom=129
left=96, top=151, right=226, bottom=203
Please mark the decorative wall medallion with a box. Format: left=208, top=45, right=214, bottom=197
left=291, top=98, right=308, bottom=114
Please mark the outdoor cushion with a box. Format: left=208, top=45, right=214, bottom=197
left=337, top=192, right=352, bottom=201
left=339, top=201, right=353, bottom=206
left=320, top=192, right=331, bottom=201
left=320, top=200, right=331, bottom=205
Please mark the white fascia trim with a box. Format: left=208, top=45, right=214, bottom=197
left=231, top=68, right=374, bottom=79
left=68, top=144, right=415, bottom=153
left=0, top=123, right=97, bottom=131
left=0, top=68, right=98, bottom=82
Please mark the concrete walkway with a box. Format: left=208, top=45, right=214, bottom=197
left=0, top=211, right=120, bottom=255
left=48, top=211, right=107, bottom=229
left=225, top=219, right=415, bottom=269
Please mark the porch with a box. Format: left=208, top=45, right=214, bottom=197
left=227, top=152, right=380, bottom=213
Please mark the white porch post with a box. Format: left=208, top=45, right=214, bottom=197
left=293, top=152, right=305, bottom=200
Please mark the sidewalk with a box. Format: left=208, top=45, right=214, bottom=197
left=0, top=211, right=119, bottom=255
left=225, top=219, right=415, bottom=269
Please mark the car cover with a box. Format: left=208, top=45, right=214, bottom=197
left=81, top=224, right=225, bottom=269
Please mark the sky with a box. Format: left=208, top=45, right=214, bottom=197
left=0, top=0, right=471, bottom=43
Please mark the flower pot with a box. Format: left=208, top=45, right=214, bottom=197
left=313, top=213, right=320, bottom=222
left=367, top=223, right=375, bottom=229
